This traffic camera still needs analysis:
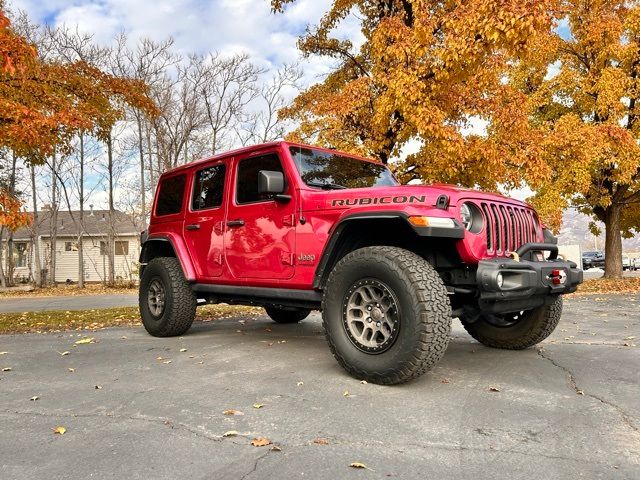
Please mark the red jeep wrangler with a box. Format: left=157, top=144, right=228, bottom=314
left=139, top=142, right=582, bottom=384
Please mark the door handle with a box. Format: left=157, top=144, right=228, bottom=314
left=185, top=223, right=200, bottom=231
left=226, top=219, right=245, bottom=227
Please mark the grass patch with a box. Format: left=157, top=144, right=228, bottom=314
left=0, top=283, right=138, bottom=298
left=573, top=277, right=640, bottom=295
left=0, top=304, right=263, bottom=335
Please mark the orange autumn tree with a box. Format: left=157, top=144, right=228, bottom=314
left=499, top=1, right=640, bottom=278
left=271, top=0, right=560, bottom=190
left=0, top=6, right=156, bottom=158
left=0, top=5, right=156, bottom=232
left=0, top=188, right=29, bottom=231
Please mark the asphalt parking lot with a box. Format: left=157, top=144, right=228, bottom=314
left=0, top=294, right=638, bottom=479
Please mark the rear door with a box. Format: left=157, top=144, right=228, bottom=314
left=224, top=150, right=296, bottom=280
left=183, top=160, right=228, bottom=279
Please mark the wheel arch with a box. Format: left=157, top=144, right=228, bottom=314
left=139, top=235, right=196, bottom=282
left=313, top=212, right=464, bottom=289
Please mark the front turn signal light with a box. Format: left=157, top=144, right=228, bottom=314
left=408, top=216, right=457, bottom=228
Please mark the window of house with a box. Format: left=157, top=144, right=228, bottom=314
left=13, top=242, right=28, bottom=268
left=236, top=153, right=284, bottom=204
left=64, top=241, right=78, bottom=252
left=192, top=164, right=226, bottom=210
left=100, top=241, right=108, bottom=256
left=115, top=241, right=129, bottom=255
left=156, top=174, right=187, bottom=216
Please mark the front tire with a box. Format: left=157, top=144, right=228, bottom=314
left=265, top=307, right=311, bottom=324
left=139, top=257, right=197, bottom=337
left=322, top=246, right=451, bottom=385
left=461, top=296, right=563, bottom=349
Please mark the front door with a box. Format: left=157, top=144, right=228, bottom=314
left=225, top=151, right=296, bottom=280
left=183, top=160, right=228, bottom=279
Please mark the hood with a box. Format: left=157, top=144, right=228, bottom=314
left=301, top=183, right=530, bottom=211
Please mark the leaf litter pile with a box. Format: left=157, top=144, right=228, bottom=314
left=0, top=304, right=262, bottom=334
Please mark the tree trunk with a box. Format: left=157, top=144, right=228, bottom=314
left=146, top=123, right=155, bottom=197
left=603, top=205, right=623, bottom=279
left=6, top=151, right=18, bottom=286
left=78, top=134, right=85, bottom=289
left=31, top=163, right=42, bottom=288
left=137, top=116, right=146, bottom=225
left=0, top=227, right=6, bottom=288
left=107, top=132, right=116, bottom=286
left=49, top=152, right=58, bottom=286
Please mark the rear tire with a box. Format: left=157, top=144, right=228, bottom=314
left=265, top=307, right=311, bottom=324
left=139, top=257, right=196, bottom=337
left=322, top=246, right=451, bottom=385
left=461, top=296, right=563, bottom=349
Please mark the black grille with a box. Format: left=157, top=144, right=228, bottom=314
left=480, top=202, right=539, bottom=254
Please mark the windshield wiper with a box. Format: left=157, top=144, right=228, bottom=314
left=306, top=181, right=347, bottom=190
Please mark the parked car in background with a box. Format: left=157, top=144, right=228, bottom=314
left=582, top=251, right=605, bottom=269
left=633, top=257, right=640, bottom=271
left=623, top=256, right=631, bottom=271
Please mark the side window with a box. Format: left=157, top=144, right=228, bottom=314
left=192, top=164, right=226, bottom=210
left=156, top=174, right=187, bottom=216
left=236, top=153, right=284, bottom=204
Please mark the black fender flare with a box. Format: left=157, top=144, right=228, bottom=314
left=312, top=211, right=464, bottom=289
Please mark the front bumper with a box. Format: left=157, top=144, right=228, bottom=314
left=476, top=243, right=583, bottom=314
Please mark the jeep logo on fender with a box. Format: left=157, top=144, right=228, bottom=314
left=331, top=195, right=427, bottom=207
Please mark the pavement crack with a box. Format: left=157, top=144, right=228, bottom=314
left=239, top=451, right=270, bottom=480
left=536, top=346, right=639, bottom=434
left=0, top=409, right=237, bottom=443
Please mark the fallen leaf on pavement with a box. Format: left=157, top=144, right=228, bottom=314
left=53, top=426, right=66, bottom=435
left=253, top=403, right=264, bottom=409
left=270, top=445, right=281, bottom=452
left=30, top=396, right=39, bottom=401
left=251, top=437, right=272, bottom=447
left=360, top=380, right=367, bottom=384
left=349, top=462, right=368, bottom=469
left=441, top=379, right=450, bottom=384
left=180, top=348, right=187, bottom=352
left=2, top=367, right=11, bottom=372
left=68, top=368, right=75, bottom=373
left=0, top=352, right=7, bottom=355
left=163, top=360, right=172, bottom=364
left=223, top=409, right=244, bottom=416
left=313, top=438, right=329, bottom=445
left=576, top=390, right=584, bottom=395
left=223, top=430, right=239, bottom=437
left=75, top=338, right=95, bottom=345
left=343, top=391, right=350, bottom=397
left=95, top=385, right=102, bottom=390
left=297, top=381, right=304, bottom=386
left=489, top=386, right=500, bottom=392
left=59, top=351, right=70, bottom=356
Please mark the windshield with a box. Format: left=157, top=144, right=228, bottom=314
left=290, top=146, right=398, bottom=189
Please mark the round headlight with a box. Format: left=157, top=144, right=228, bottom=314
left=460, top=203, right=473, bottom=231
left=460, top=202, right=484, bottom=234
left=496, top=273, right=504, bottom=289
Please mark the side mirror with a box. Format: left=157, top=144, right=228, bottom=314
left=258, top=170, right=288, bottom=201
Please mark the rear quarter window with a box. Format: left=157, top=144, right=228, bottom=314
left=156, top=174, right=187, bottom=216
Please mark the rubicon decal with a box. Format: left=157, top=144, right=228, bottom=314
left=331, top=195, right=427, bottom=207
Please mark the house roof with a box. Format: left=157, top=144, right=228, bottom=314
left=9, top=210, right=139, bottom=241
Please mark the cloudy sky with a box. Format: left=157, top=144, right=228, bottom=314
left=9, top=0, right=362, bottom=87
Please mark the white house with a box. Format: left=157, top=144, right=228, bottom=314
left=2, top=208, right=141, bottom=284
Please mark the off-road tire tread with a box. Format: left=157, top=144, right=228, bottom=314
left=322, top=246, right=451, bottom=385
left=139, top=257, right=196, bottom=337
left=461, top=296, right=563, bottom=350
left=265, top=307, right=310, bottom=324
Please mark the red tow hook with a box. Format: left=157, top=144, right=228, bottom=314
left=549, top=269, right=567, bottom=285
